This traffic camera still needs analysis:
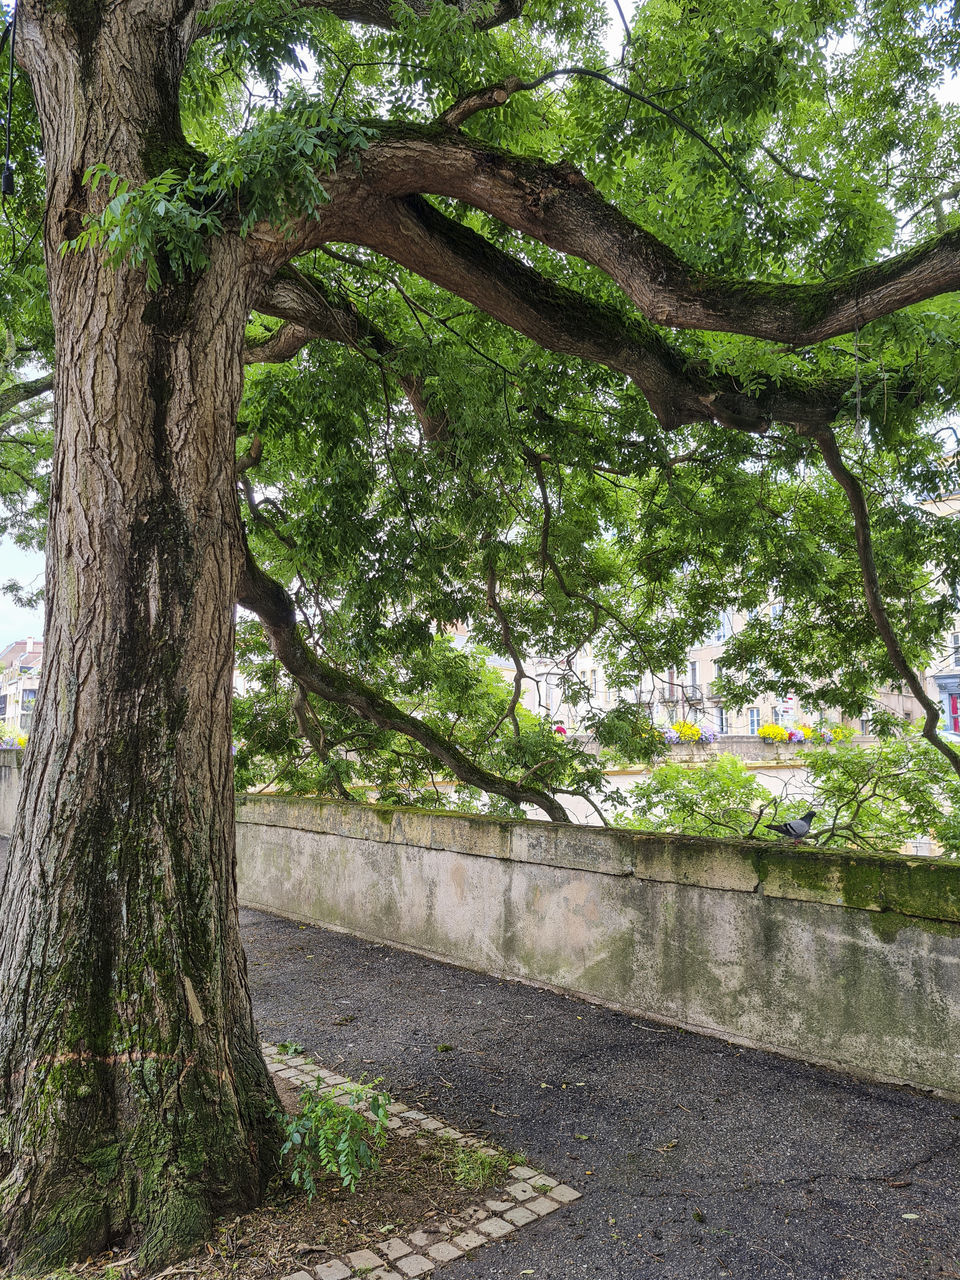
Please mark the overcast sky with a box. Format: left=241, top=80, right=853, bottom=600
left=0, top=539, right=44, bottom=649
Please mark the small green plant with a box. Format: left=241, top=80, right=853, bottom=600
left=281, top=1080, right=391, bottom=1196
left=451, top=1146, right=513, bottom=1191
left=277, top=1040, right=304, bottom=1055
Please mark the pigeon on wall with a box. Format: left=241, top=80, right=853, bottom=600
left=765, top=810, right=817, bottom=841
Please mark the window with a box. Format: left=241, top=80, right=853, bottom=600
left=712, top=613, right=732, bottom=643
left=666, top=668, right=676, bottom=698
left=770, top=602, right=784, bottom=623
left=860, top=717, right=869, bottom=735
left=773, top=707, right=783, bottom=726
left=716, top=706, right=727, bottom=734
left=688, top=660, right=699, bottom=688
left=952, top=634, right=960, bottom=668
left=0, top=694, right=6, bottom=719
left=20, top=688, right=36, bottom=733
left=748, top=708, right=761, bottom=735
left=590, top=669, right=597, bottom=694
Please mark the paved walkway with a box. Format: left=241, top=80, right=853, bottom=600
left=242, top=908, right=960, bottom=1280
left=1, top=827, right=956, bottom=1279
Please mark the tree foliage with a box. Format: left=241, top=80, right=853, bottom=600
left=619, top=727, right=960, bottom=855
left=3, top=0, right=960, bottom=818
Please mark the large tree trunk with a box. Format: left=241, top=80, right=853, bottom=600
left=0, top=4, right=280, bottom=1270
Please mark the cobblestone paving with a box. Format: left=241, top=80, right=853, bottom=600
left=266, top=1043, right=581, bottom=1280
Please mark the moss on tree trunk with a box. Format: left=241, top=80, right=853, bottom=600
left=0, top=8, right=282, bottom=1267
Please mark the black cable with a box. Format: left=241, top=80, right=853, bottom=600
left=3, top=1, right=17, bottom=198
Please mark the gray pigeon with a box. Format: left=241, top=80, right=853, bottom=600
left=765, top=810, right=816, bottom=841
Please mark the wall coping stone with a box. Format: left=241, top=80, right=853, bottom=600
left=235, top=795, right=960, bottom=928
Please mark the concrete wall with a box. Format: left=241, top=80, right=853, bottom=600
left=236, top=796, right=960, bottom=1098
left=0, top=748, right=20, bottom=837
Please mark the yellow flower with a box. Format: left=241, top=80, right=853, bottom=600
left=758, top=722, right=788, bottom=742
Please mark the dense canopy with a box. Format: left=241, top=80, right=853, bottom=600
left=4, top=0, right=960, bottom=818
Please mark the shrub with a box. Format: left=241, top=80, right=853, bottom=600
left=281, top=1079, right=391, bottom=1196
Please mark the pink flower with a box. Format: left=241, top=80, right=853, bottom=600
left=554, top=724, right=567, bottom=736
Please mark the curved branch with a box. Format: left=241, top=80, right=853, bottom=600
left=439, top=69, right=755, bottom=197
left=344, top=195, right=844, bottom=431
left=267, top=125, right=960, bottom=348
left=244, top=323, right=316, bottom=365
left=192, top=0, right=523, bottom=41
left=810, top=426, right=960, bottom=779
left=253, top=268, right=448, bottom=439
left=236, top=550, right=571, bottom=821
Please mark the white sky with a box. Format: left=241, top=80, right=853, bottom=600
left=0, top=538, right=44, bottom=648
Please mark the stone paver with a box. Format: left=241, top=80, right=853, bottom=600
left=379, top=1238, right=413, bottom=1260
left=457, top=1205, right=489, bottom=1225
left=395, top=1255, right=435, bottom=1277
left=314, top=1263, right=353, bottom=1280
left=547, top=1183, right=581, bottom=1203
left=503, top=1205, right=538, bottom=1226
left=505, top=1180, right=535, bottom=1201
left=451, top=1230, right=487, bottom=1251
left=426, top=1241, right=463, bottom=1262
left=477, top=1217, right=514, bottom=1239
left=347, top=1247, right=387, bottom=1269
left=525, top=1195, right=561, bottom=1216
left=407, top=1228, right=448, bottom=1248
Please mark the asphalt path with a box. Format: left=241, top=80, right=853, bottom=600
left=2, top=837, right=957, bottom=1278
left=242, top=908, right=960, bottom=1280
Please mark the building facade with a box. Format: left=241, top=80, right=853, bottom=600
left=0, top=637, right=43, bottom=736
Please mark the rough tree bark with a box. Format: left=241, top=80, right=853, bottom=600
left=0, top=3, right=279, bottom=1270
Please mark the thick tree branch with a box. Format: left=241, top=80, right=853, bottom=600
left=341, top=195, right=844, bottom=431
left=438, top=77, right=524, bottom=129
left=0, top=374, right=53, bottom=418
left=253, top=268, right=448, bottom=439
left=236, top=549, right=570, bottom=821
left=243, top=324, right=316, bottom=365
left=265, top=126, right=960, bottom=348
left=810, top=426, right=960, bottom=779
left=192, top=0, right=523, bottom=41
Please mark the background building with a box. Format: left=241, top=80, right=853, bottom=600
left=0, top=637, right=43, bottom=736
